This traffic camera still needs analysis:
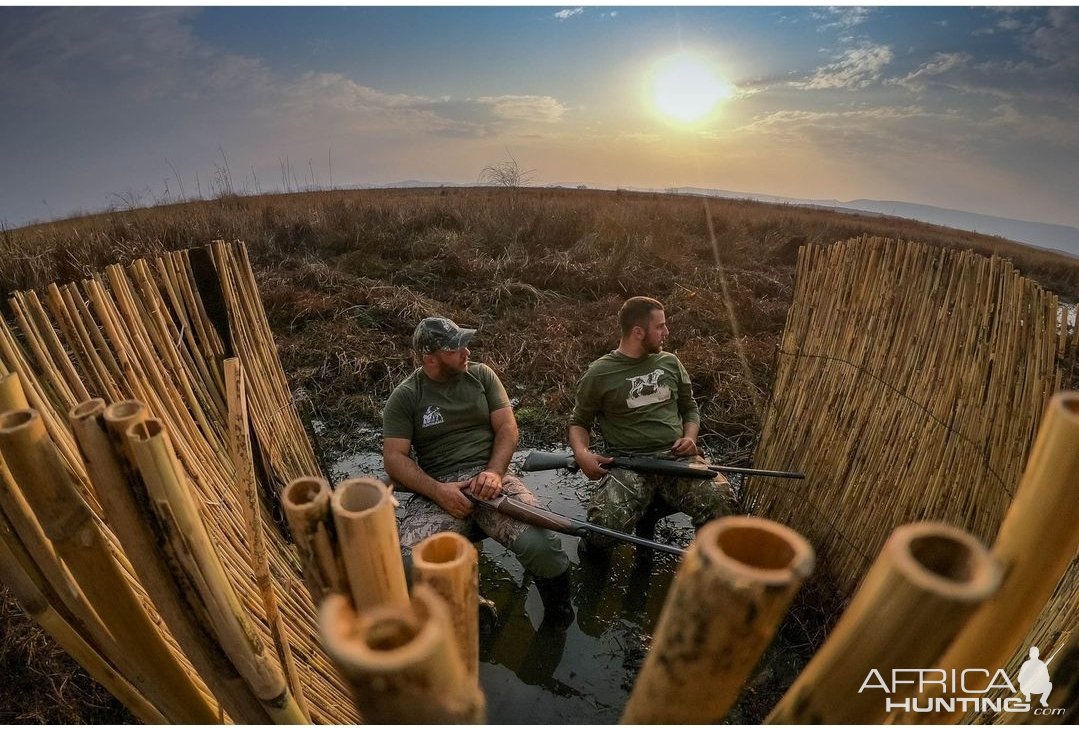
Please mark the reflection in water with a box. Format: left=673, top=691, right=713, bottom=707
left=333, top=450, right=719, bottom=723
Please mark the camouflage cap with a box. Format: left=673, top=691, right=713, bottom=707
left=412, top=317, right=476, bottom=353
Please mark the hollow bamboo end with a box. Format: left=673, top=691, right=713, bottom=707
left=69, top=398, right=107, bottom=422
left=332, top=477, right=393, bottom=517
left=103, top=399, right=147, bottom=426
left=889, top=522, right=1001, bottom=601
left=0, top=408, right=38, bottom=434
left=320, top=585, right=445, bottom=671
left=698, top=515, right=816, bottom=585
left=284, top=476, right=332, bottom=512
left=413, top=532, right=474, bottom=571
left=1055, top=390, right=1079, bottom=418
left=127, top=418, right=164, bottom=442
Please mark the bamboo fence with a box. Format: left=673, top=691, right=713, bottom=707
left=0, top=241, right=359, bottom=723
left=747, top=236, right=1078, bottom=724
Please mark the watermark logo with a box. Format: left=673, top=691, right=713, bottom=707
left=859, top=645, right=1065, bottom=717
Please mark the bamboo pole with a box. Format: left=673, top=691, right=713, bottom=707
left=0, top=518, right=166, bottom=725
left=225, top=357, right=310, bottom=722
left=125, top=416, right=307, bottom=724
left=319, top=585, right=486, bottom=723
left=71, top=397, right=272, bottom=725
left=282, top=476, right=348, bottom=602
left=901, top=391, right=1079, bottom=724
left=620, top=516, right=815, bottom=724
left=767, top=522, right=1001, bottom=724
left=0, top=408, right=219, bottom=724
left=412, top=531, right=480, bottom=682
left=331, top=477, right=409, bottom=611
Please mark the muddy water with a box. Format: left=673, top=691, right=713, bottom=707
left=332, top=449, right=697, bottom=723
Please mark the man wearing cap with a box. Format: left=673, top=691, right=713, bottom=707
left=383, top=316, right=573, bottom=625
left=568, top=296, right=735, bottom=553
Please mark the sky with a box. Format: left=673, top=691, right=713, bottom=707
left=1, top=5, right=1078, bottom=230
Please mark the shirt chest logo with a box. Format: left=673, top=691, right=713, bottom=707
left=422, top=405, right=445, bottom=428
left=625, top=368, right=671, bottom=408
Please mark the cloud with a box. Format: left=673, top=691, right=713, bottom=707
left=1027, top=7, right=1079, bottom=68
left=475, top=95, right=567, bottom=123
left=792, top=43, right=894, bottom=90
left=554, top=8, right=583, bottom=21
left=812, top=6, right=872, bottom=31
left=737, top=105, right=935, bottom=135
left=892, top=52, right=972, bottom=93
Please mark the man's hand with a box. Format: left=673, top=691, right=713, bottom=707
left=469, top=470, right=503, bottom=500
left=576, top=451, right=615, bottom=480
left=670, top=437, right=699, bottom=457
left=434, top=480, right=474, bottom=519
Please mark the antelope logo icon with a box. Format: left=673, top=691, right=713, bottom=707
left=625, top=368, right=670, bottom=409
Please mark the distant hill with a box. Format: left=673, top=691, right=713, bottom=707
left=661, top=187, right=1079, bottom=259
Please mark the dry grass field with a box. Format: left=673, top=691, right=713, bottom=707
left=2, top=186, right=1077, bottom=721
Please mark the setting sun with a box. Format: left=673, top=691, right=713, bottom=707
left=651, top=53, right=733, bottom=123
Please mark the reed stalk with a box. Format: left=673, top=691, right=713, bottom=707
left=125, top=415, right=308, bottom=724
left=621, top=516, right=815, bottom=724
left=282, top=476, right=348, bottom=602
left=225, top=357, right=310, bottom=721
left=71, top=397, right=271, bottom=725
left=902, top=391, right=1079, bottom=724
left=768, top=522, right=1001, bottom=724
left=0, top=408, right=219, bottom=724
left=412, top=531, right=480, bottom=682
left=319, top=585, right=486, bottom=723
left=331, top=477, right=409, bottom=610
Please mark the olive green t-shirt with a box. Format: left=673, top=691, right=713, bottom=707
left=569, top=351, right=700, bottom=454
left=382, top=363, right=511, bottom=478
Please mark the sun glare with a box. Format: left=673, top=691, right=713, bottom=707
left=651, top=53, right=733, bottom=124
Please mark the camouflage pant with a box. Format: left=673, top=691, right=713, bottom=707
left=398, top=469, right=569, bottom=578
left=586, top=454, right=735, bottom=547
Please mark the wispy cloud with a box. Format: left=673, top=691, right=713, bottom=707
left=812, top=6, right=872, bottom=31
left=475, top=95, right=567, bottom=123
left=792, top=43, right=894, bottom=90
left=554, top=8, right=583, bottom=22
left=892, top=52, right=972, bottom=93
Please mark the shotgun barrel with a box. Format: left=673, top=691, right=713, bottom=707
left=521, top=451, right=804, bottom=480
left=463, top=490, right=686, bottom=557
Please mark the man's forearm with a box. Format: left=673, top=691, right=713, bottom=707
left=385, top=452, right=441, bottom=498
left=568, top=424, right=591, bottom=457
left=681, top=420, right=700, bottom=441
left=485, top=422, right=518, bottom=476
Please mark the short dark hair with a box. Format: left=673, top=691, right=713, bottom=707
left=618, top=296, right=664, bottom=336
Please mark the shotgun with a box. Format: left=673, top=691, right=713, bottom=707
left=521, top=451, right=805, bottom=480
left=463, top=490, right=686, bottom=557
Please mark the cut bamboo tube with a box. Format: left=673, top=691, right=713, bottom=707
left=901, top=391, right=1079, bottom=724
left=0, top=408, right=219, bottom=724
left=767, top=521, right=1001, bottom=724
left=412, top=531, right=480, bottom=682
left=331, top=477, right=409, bottom=611
left=0, top=372, right=29, bottom=411
left=70, top=398, right=271, bottom=725
left=125, top=416, right=308, bottom=724
left=0, top=522, right=165, bottom=725
left=319, top=585, right=486, bottom=723
left=225, top=358, right=310, bottom=722
left=621, top=516, right=815, bottom=724
left=283, top=476, right=348, bottom=602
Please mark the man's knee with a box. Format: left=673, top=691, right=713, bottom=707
left=510, top=526, right=569, bottom=578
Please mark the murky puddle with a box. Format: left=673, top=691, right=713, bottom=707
left=332, top=449, right=697, bottom=723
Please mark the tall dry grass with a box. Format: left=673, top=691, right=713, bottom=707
left=5, top=187, right=1078, bottom=459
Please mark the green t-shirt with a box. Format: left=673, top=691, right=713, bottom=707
left=382, top=363, right=511, bottom=478
left=570, top=351, right=700, bottom=454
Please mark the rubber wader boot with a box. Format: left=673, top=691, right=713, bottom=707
left=534, top=571, right=574, bottom=628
